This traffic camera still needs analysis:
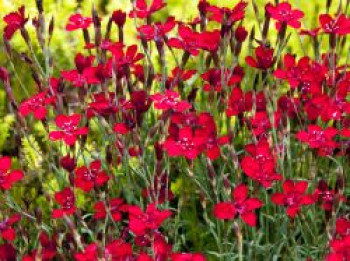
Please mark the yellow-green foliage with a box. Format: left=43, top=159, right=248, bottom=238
left=20, top=134, right=43, bottom=176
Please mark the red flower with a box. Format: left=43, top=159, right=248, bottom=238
left=226, top=87, right=252, bottom=116
left=24, top=232, right=57, bottom=261
left=313, top=180, right=346, bottom=211
left=19, top=91, right=56, bottom=120
left=0, top=243, right=16, bottom=260
left=201, top=68, right=243, bottom=92
left=94, top=198, right=128, bottom=221
left=75, top=243, right=98, bottom=261
left=49, top=114, right=88, bottom=146
left=0, top=214, right=21, bottom=241
left=105, top=239, right=133, bottom=260
left=163, top=126, right=206, bottom=160
left=112, top=10, right=126, bottom=27
left=51, top=187, right=76, bottom=218
left=249, top=111, right=271, bottom=137
left=151, top=90, right=191, bottom=112
left=75, top=160, right=109, bottom=192
left=336, top=217, right=350, bottom=237
left=165, top=67, right=196, bottom=89
left=300, top=27, right=320, bottom=38
left=319, top=14, right=350, bottom=35
left=61, top=53, right=100, bottom=87
left=66, top=14, right=92, bottom=31
left=327, top=236, right=350, bottom=261
left=3, top=6, right=28, bottom=40
left=88, top=92, right=118, bottom=118
left=0, top=156, right=23, bottom=190
left=266, top=2, right=304, bottom=30
left=206, top=1, right=247, bottom=25
left=171, top=253, right=206, bottom=261
left=213, top=184, right=263, bottom=226
left=271, top=180, right=315, bottom=218
left=128, top=203, right=172, bottom=236
left=129, top=0, right=167, bottom=19
left=168, top=25, right=220, bottom=55
left=246, top=45, right=274, bottom=70
left=137, top=17, right=175, bottom=41
left=296, top=125, right=338, bottom=156
left=109, top=45, right=144, bottom=67
left=241, top=139, right=282, bottom=188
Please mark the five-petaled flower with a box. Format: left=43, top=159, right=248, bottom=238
left=266, top=2, right=304, bottom=30
left=214, top=184, right=263, bottom=226
left=129, top=0, right=167, bottom=19
left=52, top=187, right=76, bottom=218
left=151, top=90, right=191, bottom=112
left=128, top=203, right=172, bottom=236
left=0, top=156, right=24, bottom=190
left=271, top=179, right=315, bottom=218
left=319, top=14, right=350, bottom=35
left=245, top=45, right=274, bottom=70
left=3, top=6, right=28, bottom=40
left=75, top=160, right=109, bottom=192
left=19, top=91, right=56, bottom=120
left=66, top=14, right=93, bottom=31
left=49, top=114, right=89, bottom=146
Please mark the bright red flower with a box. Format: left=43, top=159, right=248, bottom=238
left=0, top=214, right=21, bottom=241
left=19, top=91, right=56, bottom=120
left=327, top=236, right=350, bottom=261
left=52, top=187, right=76, bottom=219
left=213, top=184, right=263, bottom=226
left=319, top=14, right=350, bottom=35
left=0, top=156, right=23, bottom=190
left=266, top=2, right=304, bottom=30
left=75, top=160, right=109, bottom=192
left=88, top=92, right=119, bottom=118
left=75, top=243, right=98, bottom=261
left=171, top=253, right=206, bottom=261
left=241, top=139, right=282, bottom=188
left=296, top=125, right=338, bottom=156
left=129, top=0, right=167, bottom=19
left=61, top=53, right=100, bottom=87
left=137, top=17, right=175, bottom=41
left=163, top=126, right=206, bottom=160
left=336, top=217, right=350, bottom=237
left=226, top=87, right=252, bottom=117
left=49, top=114, right=88, bottom=146
left=271, top=180, right=315, bottom=218
left=249, top=111, right=271, bottom=137
left=128, top=203, right=172, bottom=236
left=105, top=239, right=133, bottom=260
left=109, top=45, right=144, bottom=67
left=300, top=27, right=320, bottom=38
left=151, top=90, right=191, bottom=112
left=66, top=14, right=92, bottom=31
left=3, top=6, right=28, bottom=40
left=168, top=25, right=220, bottom=55
left=206, top=1, right=247, bottom=25
left=246, top=45, right=274, bottom=70
left=94, top=198, right=128, bottom=221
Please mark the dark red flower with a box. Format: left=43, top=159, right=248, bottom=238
left=300, top=27, right=320, bottom=38
left=235, top=26, right=248, bottom=42
left=75, top=160, right=109, bottom=192
left=112, top=10, right=126, bottom=27
left=165, top=67, right=196, bottom=89
left=201, top=68, right=243, bottom=92
left=142, top=173, right=174, bottom=204
left=151, top=90, right=191, bottom=112
left=0, top=214, right=21, bottom=241
left=246, top=45, right=274, bottom=70
left=226, top=87, right=252, bottom=116
left=3, top=6, right=28, bottom=40
left=319, top=14, right=350, bottom=35
left=60, top=155, right=76, bottom=173
left=0, top=67, right=9, bottom=82
left=75, top=243, right=98, bottom=261
left=313, top=180, right=346, bottom=211
left=213, top=184, right=263, bottom=226
left=24, top=232, right=57, bottom=261
left=0, top=156, right=23, bottom=190
left=52, top=187, right=76, bottom=219
left=94, top=198, right=128, bottom=222
left=128, top=203, right=172, bottom=236
left=266, top=2, right=304, bottom=30
left=0, top=243, right=16, bottom=260
left=88, top=92, right=118, bottom=118
left=271, top=179, right=315, bottom=218
left=241, top=139, right=282, bottom=188
left=129, top=0, right=167, bottom=19
left=206, top=1, right=247, bottom=25
left=19, top=91, right=56, bottom=120
left=249, top=111, right=271, bottom=137
left=49, top=114, right=88, bottom=146
left=171, top=253, right=206, bottom=261
left=296, top=125, right=338, bottom=156
left=66, top=14, right=92, bottom=31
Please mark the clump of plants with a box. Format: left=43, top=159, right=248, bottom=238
left=0, top=0, right=349, bottom=260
